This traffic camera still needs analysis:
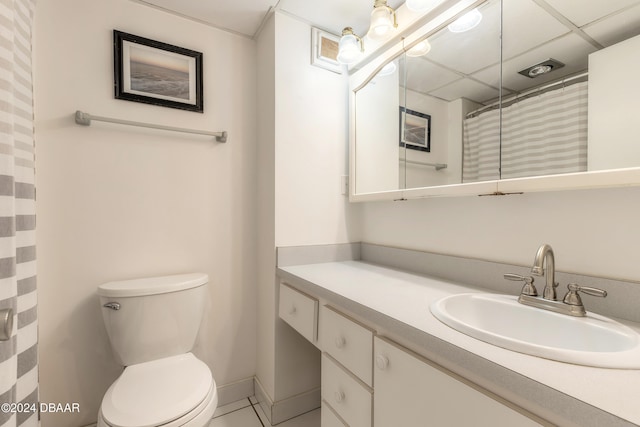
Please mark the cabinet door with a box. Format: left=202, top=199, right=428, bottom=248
left=373, top=337, right=541, bottom=427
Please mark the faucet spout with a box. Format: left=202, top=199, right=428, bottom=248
left=531, top=244, right=558, bottom=300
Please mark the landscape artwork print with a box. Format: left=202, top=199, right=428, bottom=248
left=399, top=107, right=431, bottom=152
left=114, top=30, right=203, bottom=112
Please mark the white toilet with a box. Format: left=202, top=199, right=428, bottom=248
left=97, top=273, right=218, bottom=427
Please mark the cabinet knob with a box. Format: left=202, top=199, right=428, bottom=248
left=335, top=336, right=346, bottom=349
left=289, top=306, right=297, bottom=315
left=334, top=390, right=345, bottom=403
left=376, top=354, right=389, bottom=370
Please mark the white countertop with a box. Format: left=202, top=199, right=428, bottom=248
left=278, top=260, right=640, bottom=426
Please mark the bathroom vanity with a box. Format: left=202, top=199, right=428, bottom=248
left=276, top=244, right=640, bottom=427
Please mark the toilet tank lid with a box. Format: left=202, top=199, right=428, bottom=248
left=98, top=273, right=208, bottom=297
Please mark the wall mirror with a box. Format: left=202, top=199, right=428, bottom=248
left=350, top=0, right=640, bottom=200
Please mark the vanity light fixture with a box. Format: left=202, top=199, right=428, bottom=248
left=405, top=0, right=438, bottom=13
left=518, top=58, right=565, bottom=78
left=368, top=0, right=398, bottom=40
left=406, top=39, right=431, bottom=57
left=337, top=27, right=364, bottom=65
left=447, top=8, right=482, bottom=33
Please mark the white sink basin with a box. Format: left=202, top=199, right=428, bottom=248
left=430, top=293, right=640, bottom=368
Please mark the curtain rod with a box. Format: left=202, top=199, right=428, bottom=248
left=467, top=71, right=589, bottom=119
left=74, top=110, right=228, bottom=142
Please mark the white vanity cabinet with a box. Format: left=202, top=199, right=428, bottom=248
left=319, top=305, right=373, bottom=427
left=373, top=336, right=542, bottom=427
left=278, top=280, right=543, bottom=427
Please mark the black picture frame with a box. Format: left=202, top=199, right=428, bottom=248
left=113, top=30, right=203, bottom=113
left=399, top=107, right=431, bottom=152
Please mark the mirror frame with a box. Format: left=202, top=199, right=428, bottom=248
left=348, top=0, right=640, bottom=202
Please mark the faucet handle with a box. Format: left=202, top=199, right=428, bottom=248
left=563, top=283, right=607, bottom=306
left=504, top=273, right=537, bottom=296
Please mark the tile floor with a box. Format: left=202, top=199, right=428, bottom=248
left=209, top=397, right=320, bottom=427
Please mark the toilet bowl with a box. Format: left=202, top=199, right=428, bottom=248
left=97, top=354, right=218, bottom=427
left=97, top=273, right=216, bottom=427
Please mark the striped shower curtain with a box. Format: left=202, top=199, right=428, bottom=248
left=463, top=81, right=588, bottom=182
left=0, top=1, right=39, bottom=427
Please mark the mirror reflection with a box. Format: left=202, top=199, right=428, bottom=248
left=353, top=0, right=640, bottom=195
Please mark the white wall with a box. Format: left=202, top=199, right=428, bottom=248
left=360, top=186, right=640, bottom=283
left=255, top=11, right=361, bottom=409
left=256, top=10, right=277, bottom=402
left=274, top=14, right=360, bottom=248
left=33, top=1, right=257, bottom=426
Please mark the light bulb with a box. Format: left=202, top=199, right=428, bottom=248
left=406, top=40, right=431, bottom=57
left=337, top=28, right=363, bottom=65
left=448, top=9, right=482, bottom=33
left=369, top=7, right=394, bottom=39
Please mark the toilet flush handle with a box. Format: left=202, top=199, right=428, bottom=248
left=103, top=302, right=121, bottom=310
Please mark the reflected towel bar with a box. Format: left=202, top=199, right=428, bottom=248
left=74, top=110, right=227, bottom=142
left=403, top=159, right=448, bottom=170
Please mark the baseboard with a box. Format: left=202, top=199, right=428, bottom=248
left=253, top=377, right=320, bottom=425
left=217, top=377, right=255, bottom=407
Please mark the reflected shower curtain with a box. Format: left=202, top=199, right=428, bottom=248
left=0, top=1, right=39, bottom=426
left=463, top=81, right=588, bottom=182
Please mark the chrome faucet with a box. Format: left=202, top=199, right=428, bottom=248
left=504, top=243, right=608, bottom=317
left=531, top=243, right=558, bottom=300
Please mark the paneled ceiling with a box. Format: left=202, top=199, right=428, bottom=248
left=405, top=0, right=640, bottom=103
left=134, top=0, right=640, bottom=103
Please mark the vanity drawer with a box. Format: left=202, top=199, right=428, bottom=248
left=319, top=305, right=373, bottom=386
left=322, top=353, right=372, bottom=427
left=322, top=400, right=347, bottom=427
left=279, top=283, right=318, bottom=343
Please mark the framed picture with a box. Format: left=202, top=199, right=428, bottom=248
left=311, top=27, right=342, bottom=74
left=399, top=107, right=431, bottom=152
left=113, top=30, right=203, bottom=113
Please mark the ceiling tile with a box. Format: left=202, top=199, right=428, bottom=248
left=501, top=33, right=596, bottom=92
left=425, top=0, right=501, bottom=75
left=429, top=78, right=499, bottom=103
left=502, top=0, right=570, bottom=60
left=471, top=63, right=500, bottom=88
left=542, top=0, right=640, bottom=27
left=405, top=57, right=461, bottom=94
left=583, top=3, right=640, bottom=47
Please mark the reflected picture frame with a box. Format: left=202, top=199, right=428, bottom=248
left=399, top=107, right=431, bottom=152
left=113, top=30, right=204, bottom=113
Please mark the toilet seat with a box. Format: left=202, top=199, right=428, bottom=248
left=100, top=353, right=214, bottom=427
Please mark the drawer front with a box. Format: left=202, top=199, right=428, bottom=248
left=279, top=283, right=318, bottom=343
left=319, top=305, right=373, bottom=386
left=322, top=353, right=372, bottom=427
left=322, top=401, right=347, bottom=427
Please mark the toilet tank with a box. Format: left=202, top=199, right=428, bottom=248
left=98, top=273, right=208, bottom=366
